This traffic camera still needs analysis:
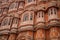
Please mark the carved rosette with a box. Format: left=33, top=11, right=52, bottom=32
left=50, top=27, right=59, bottom=40
left=36, top=29, right=45, bottom=40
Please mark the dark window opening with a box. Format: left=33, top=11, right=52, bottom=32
left=30, top=14, right=33, bottom=20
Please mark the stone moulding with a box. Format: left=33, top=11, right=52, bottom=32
left=35, top=38, right=46, bottom=40
left=35, top=22, right=46, bottom=30
left=18, top=26, right=34, bottom=32
left=48, top=19, right=60, bottom=27
left=0, top=29, right=10, bottom=35
left=10, top=28, right=18, bottom=34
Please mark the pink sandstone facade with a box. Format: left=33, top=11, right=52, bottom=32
left=0, top=0, right=60, bottom=40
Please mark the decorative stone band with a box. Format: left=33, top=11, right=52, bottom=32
left=0, top=29, right=10, bottom=35
left=10, top=28, right=18, bottom=34
left=17, top=35, right=33, bottom=40
left=50, top=37, right=59, bottom=40
left=48, top=19, right=60, bottom=28
left=36, top=38, right=45, bottom=40
left=35, top=22, right=45, bottom=30
left=18, top=26, right=34, bottom=32
left=0, top=26, right=10, bottom=35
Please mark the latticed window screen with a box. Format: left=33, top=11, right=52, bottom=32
left=48, top=8, right=57, bottom=16
left=23, top=14, right=29, bottom=21
left=1, top=17, right=12, bottom=26
left=1, top=18, right=8, bottom=26
left=13, top=18, right=18, bottom=24
left=9, top=2, right=18, bottom=9
left=37, top=11, right=44, bottom=18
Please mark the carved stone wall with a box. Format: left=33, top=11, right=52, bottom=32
left=0, top=0, right=60, bottom=40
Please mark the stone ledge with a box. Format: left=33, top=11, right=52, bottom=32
left=0, top=30, right=10, bottom=35
left=10, top=28, right=17, bottom=34
left=48, top=21, right=60, bottom=27
left=35, top=23, right=45, bottom=30
left=18, top=26, right=34, bottom=32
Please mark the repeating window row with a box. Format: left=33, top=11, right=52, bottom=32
left=23, top=8, right=58, bottom=22
left=0, top=8, right=58, bottom=26
left=1, top=17, right=19, bottom=26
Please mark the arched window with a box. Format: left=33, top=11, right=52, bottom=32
left=48, top=8, right=58, bottom=20
left=13, top=18, right=18, bottom=24
left=37, top=11, right=44, bottom=18
left=9, top=2, right=18, bottom=9
left=1, top=18, right=8, bottom=26
left=30, top=14, right=33, bottom=20
left=1, top=17, right=11, bottom=26
left=23, top=14, right=29, bottom=21
left=48, top=8, right=57, bottom=16
left=3, top=7, right=8, bottom=14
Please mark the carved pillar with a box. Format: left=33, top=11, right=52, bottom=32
left=36, top=29, right=45, bottom=40
left=50, top=27, right=59, bottom=40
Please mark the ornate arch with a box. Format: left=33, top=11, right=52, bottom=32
left=9, top=2, right=18, bottom=9
left=23, top=13, right=29, bottom=22
left=1, top=16, right=12, bottom=26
